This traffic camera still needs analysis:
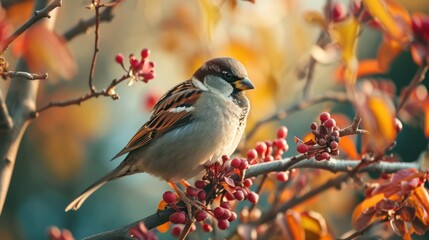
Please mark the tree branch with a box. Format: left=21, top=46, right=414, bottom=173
left=0, top=0, right=62, bottom=53
left=246, top=92, right=351, bottom=141
left=87, top=0, right=102, bottom=93
left=0, top=90, right=13, bottom=129
left=1, top=71, right=48, bottom=80
left=396, top=64, right=429, bottom=113
left=62, top=0, right=121, bottom=42
left=81, top=157, right=421, bottom=239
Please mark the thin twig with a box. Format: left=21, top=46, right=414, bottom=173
left=62, top=0, right=121, bottom=41
left=33, top=73, right=130, bottom=116
left=396, top=64, right=429, bottom=113
left=339, top=114, right=367, bottom=137
left=1, top=71, right=48, bottom=80
left=88, top=0, right=102, bottom=93
left=0, top=0, right=62, bottom=53
left=0, top=91, right=13, bottom=129
left=246, top=92, right=351, bottom=141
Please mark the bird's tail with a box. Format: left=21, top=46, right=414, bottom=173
left=65, top=164, right=131, bottom=212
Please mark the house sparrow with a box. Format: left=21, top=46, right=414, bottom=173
left=65, top=57, right=254, bottom=211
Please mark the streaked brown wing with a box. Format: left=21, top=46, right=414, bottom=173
left=112, top=85, right=202, bottom=160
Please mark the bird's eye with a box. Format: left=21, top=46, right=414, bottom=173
left=222, top=71, right=235, bottom=81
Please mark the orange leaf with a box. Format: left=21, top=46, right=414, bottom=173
left=156, top=199, right=171, bottom=233
left=377, top=36, right=403, bottom=71
left=357, top=59, right=383, bottom=77
left=14, top=24, right=76, bottom=80
left=285, top=210, right=305, bottom=239
left=424, top=102, right=429, bottom=138
left=301, top=211, right=332, bottom=239
left=352, top=193, right=384, bottom=226
left=410, top=186, right=429, bottom=225
left=339, top=136, right=360, bottom=159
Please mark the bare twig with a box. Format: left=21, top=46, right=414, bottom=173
left=339, top=114, right=368, bottom=137
left=396, top=64, right=429, bottom=113
left=81, top=157, right=421, bottom=239
left=246, top=92, right=351, bottom=141
left=62, top=0, right=121, bottom=41
left=88, top=0, right=102, bottom=93
left=339, top=218, right=388, bottom=240
left=33, top=73, right=130, bottom=116
left=1, top=71, right=48, bottom=80
left=0, top=0, right=62, bottom=53
left=0, top=91, right=13, bottom=129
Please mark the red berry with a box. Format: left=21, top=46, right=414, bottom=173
left=315, top=154, right=324, bottom=161
left=170, top=212, right=186, bottom=224
left=274, top=139, right=287, bottom=151
left=202, top=223, right=213, bottom=232
left=330, top=141, right=339, bottom=150
left=332, top=130, right=340, bottom=137
left=264, top=155, right=274, bottom=162
left=195, top=180, right=206, bottom=189
left=162, top=191, right=176, bottom=203
left=217, top=219, right=230, bottom=230
left=222, top=155, right=229, bottom=162
left=220, top=209, right=232, bottom=220
left=255, top=142, right=267, bottom=157
left=243, top=178, right=253, bottom=187
left=297, top=144, right=309, bottom=154
left=319, top=112, right=331, bottom=123
left=129, top=55, right=140, bottom=69
left=320, top=152, right=331, bottom=160
left=195, top=211, right=208, bottom=221
left=141, top=48, right=150, bottom=59
left=214, top=207, right=225, bottom=219
left=238, top=159, right=248, bottom=170
left=115, top=53, right=124, bottom=65
left=233, top=190, right=245, bottom=201
left=171, top=225, right=182, bottom=237
left=323, top=118, right=336, bottom=128
left=198, top=190, right=207, bottom=201
left=225, top=191, right=235, bottom=201
left=276, top=172, right=289, bottom=182
left=277, top=126, right=288, bottom=139
left=220, top=202, right=231, bottom=209
left=248, top=192, right=259, bottom=204
left=231, top=158, right=241, bottom=168
left=186, top=187, right=198, bottom=197
left=247, top=149, right=258, bottom=161
left=228, top=211, right=237, bottom=222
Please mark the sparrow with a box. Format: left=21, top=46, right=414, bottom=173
left=65, top=57, right=254, bottom=211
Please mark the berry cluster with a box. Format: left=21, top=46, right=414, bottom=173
left=296, top=112, right=340, bottom=161
left=115, top=48, right=155, bottom=84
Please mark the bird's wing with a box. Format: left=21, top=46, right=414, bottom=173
left=112, top=82, right=202, bottom=159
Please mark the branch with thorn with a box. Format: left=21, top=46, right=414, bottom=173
left=1, top=71, right=48, bottom=80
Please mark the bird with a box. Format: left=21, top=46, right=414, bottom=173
left=65, top=57, right=255, bottom=211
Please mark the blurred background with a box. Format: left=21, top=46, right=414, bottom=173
left=0, top=0, right=429, bottom=239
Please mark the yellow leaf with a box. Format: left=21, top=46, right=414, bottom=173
left=198, top=0, right=220, bottom=39
left=301, top=211, right=332, bottom=240
left=362, top=0, right=410, bottom=42
left=303, top=11, right=328, bottom=29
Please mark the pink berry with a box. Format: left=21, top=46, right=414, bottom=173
left=171, top=225, right=182, bottom=237
left=233, top=190, right=245, bottom=201
left=319, top=112, right=331, bottom=123
left=214, top=207, right=225, bottom=219
left=228, top=211, right=237, bottom=222
left=231, top=158, right=241, bottom=168
left=255, top=142, right=267, bottom=157
left=248, top=192, right=259, bottom=204
left=220, top=209, right=232, bottom=220
left=243, top=178, right=253, bottom=187
left=115, top=53, right=124, bottom=65
left=162, top=191, right=176, bottom=203
left=221, top=155, right=229, bottom=162
left=195, top=211, right=208, bottom=221
left=169, top=212, right=186, bottom=224
left=276, top=172, right=289, bottom=182
left=330, top=141, right=339, bottom=150
left=247, top=149, right=258, bottom=161
left=198, top=190, right=207, bottom=201
left=394, top=118, right=403, bottom=133
left=332, top=2, right=348, bottom=22
left=323, top=118, right=336, bottom=128
left=186, top=187, right=198, bottom=197
left=315, top=154, right=324, bottom=161
left=277, top=126, right=288, bottom=139
left=220, top=202, right=231, bottom=209
left=195, top=180, right=206, bottom=189
left=141, top=48, right=150, bottom=59
left=320, top=152, right=331, bottom=160
left=202, top=223, right=213, bottom=232
left=297, top=144, right=309, bottom=154
left=264, top=155, right=274, bottom=162
left=217, top=219, right=230, bottom=230
left=310, top=122, right=318, bottom=130
left=274, top=138, right=287, bottom=151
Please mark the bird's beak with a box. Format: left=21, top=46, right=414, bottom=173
left=233, top=78, right=255, bottom=91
